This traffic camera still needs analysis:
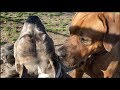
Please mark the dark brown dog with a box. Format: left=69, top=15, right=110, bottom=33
left=57, top=12, right=120, bottom=78
left=14, top=16, right=59, bottom=78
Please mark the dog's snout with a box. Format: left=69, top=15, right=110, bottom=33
left=26, top=16, right=40, bottom=24
left=57, top=46, right=66, bottom=58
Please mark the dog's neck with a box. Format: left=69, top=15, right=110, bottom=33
left=87, top=48, right=108, bottom=65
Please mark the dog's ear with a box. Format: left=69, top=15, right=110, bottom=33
left=70, top=12, right=90, bottom=35
left=16, top=64, right=28, bottom=78
left=103, top=13, right=120, bottom=52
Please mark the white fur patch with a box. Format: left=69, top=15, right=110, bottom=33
left=38, top=66, right=50, bottom=78
left=38, top=73, right=50, bottom=78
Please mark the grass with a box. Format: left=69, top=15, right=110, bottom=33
left=1, top=12, right=74, bottom=44
left=0, top=41, right=5, bottom=45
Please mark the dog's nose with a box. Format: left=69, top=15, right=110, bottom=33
left=26, top=16, right=40, bottom=24
left=26, top=16, right=45, bottom=32
left=57, top=46, right=67, bottom=58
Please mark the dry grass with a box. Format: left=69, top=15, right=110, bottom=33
left=1, top=12, right=75, bottom=45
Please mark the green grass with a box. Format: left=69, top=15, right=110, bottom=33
left=0, top=41, right=5, bottom=45
left=1, top=12, right=74, bottom=44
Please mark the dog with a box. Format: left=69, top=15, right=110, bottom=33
left=0, top=63, right=19, bottom=78
left=0, top=44, right=19, bottom=78
left=1, top=44, right=15, bottom=65
left=14, top=16, right=62, bottom=78
left=57, top=12, right=120, bottom=78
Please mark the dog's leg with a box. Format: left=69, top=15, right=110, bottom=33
left=67, top=68, right=84, bottom=78
left=76, top=68, right=84, bottom=78
left=101, top=61, right=120, bottom=78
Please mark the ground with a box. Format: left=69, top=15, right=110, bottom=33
left=1, top=12, right=74, bottom=45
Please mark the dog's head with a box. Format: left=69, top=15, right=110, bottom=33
left=57, top=12, right=120, bottom=69
left=1, top=44, right=15, bottom=64
left=14, top=16, right=58, bottom=78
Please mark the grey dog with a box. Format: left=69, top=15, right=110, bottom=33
left=14, top=16, right=61, bottom=78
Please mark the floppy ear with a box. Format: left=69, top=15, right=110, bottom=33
left=70, top=12, right=90, bottom=35
left=103, top=13, right=120, bottom=52
left=16, top=64, right=28, bottom=78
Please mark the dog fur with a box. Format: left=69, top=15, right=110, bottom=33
left=14, top=16, right=58, bottom=78
left=57, top=12, right=120, bottom=78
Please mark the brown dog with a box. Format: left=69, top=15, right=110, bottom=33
left=57, top=12, right=120, bottom=78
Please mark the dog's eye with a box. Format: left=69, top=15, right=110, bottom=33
left=80, top=37, right=92, bottom=45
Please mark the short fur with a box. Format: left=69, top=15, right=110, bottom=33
left=57, top=12, right=120, bottom=78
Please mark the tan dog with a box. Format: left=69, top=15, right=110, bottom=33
left=57, top=12, right=120, bottom=78
left=14, top=16, right=59, bottom=78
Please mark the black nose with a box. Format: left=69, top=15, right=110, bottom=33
left=26, top=16, right=40, bottom=24
left=57, top=46, right=66, bottom=58
left=25, top=16, right=46, bottom=33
